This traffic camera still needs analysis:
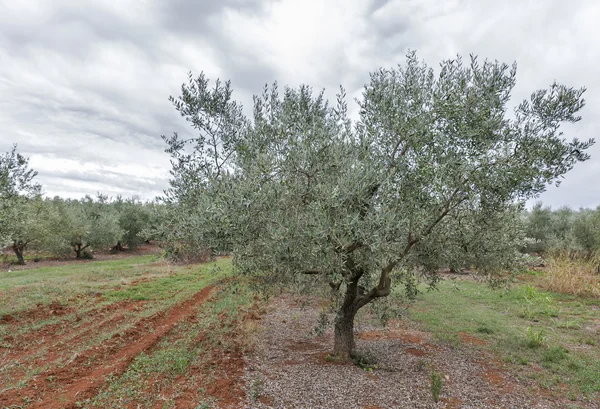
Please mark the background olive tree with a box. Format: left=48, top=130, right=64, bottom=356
left=0, top=145, right=43, bottom=264
left=39, top=196, right=124, bottom=259
left=113, top=196, right=153, bottom=250
left=162, top=52, right=593, bottom=356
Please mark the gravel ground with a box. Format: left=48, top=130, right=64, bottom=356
left=240, top=294, right=597, bottom=409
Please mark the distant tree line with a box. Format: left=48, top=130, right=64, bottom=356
left=0, top=145, right=161, bottom=264
left=523, top=203, right=600, bottom=255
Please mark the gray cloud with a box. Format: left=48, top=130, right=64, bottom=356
left=0, top=0, right=598, bottom=208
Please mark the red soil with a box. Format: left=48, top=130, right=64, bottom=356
left=459, top=332, right=487, bottom=345
left=0, top=285, right=216, bottom=409
left=404, top=347, right=429, bottom=356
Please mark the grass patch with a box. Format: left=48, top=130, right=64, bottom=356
left=407, top=278, right=600, bottom=397
left=104, top=260, right=230, bottom=302
left=0, top=255, right=159, bottom=316
left=542, top=346, right=569, bottom=364
left=0, top=256, right=233, bottom=318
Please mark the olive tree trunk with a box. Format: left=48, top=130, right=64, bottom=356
left=12, top=240, right=26, bottom=265
left=333, top=303, right=358, bottom=356
left=332, top=276, right=365, bottom=357
left=73, top=243, right=89, bottom=259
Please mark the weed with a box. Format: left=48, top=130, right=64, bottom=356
left=516, top=356, right=529, bottom=365
left=558, top=319, right=582, bottom=330
left=541, top=252, right=600, bottom=298
left=434, top=332, right=461, bottom=348
left=430, top=369, right=443, bottom=402
left=517, top=285, right=559, bottom=320
left=525, top=327, right=547, bottom=348
left=351, top=351, right=378, bottom=372
left=249, top=377, right=263, bottom=402
left=324, top=353, right=348, bottom=364
left=313, top=311, right=329, bottom=336
left=476, top=324, right=494, bottom=334
left=582, top=337, right=596, bottom=346
left=299, top=297, right=312, bottom=310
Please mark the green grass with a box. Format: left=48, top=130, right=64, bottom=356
left=0, top=256, right=234, bottom=317
left=430, top=369, right=443, bottom=403
left=407, top=279, right=600, bottom=397
left=0, top=255, right=158, bottom=315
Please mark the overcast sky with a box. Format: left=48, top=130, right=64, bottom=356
left=1, top=0, right=598, bottom=208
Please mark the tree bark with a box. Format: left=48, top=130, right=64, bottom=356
left=332, top=272, right=362, bottom=357
left=13, top=241, right=25, bottom=265
left=333, top=303, right=357, bottom=357
left=74, top=243, right=87, bottom=258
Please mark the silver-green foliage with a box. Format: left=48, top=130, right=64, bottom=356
left=163, top=52, right=592, bottom=354
left=39, top=196, right=124, bottom=258
left=524, top=202, right=600, bottom=253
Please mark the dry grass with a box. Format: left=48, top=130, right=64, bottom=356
left=540, top=251, right=600, bottom=298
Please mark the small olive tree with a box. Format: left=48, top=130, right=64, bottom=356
left=164, top=52, right=593, bottom=356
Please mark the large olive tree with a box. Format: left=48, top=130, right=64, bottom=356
left=164, top=52, right=592, bottom=356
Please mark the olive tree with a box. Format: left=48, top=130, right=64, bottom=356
left=164, top=52, right=592, bottom=356
left=40, top=197, right=124, bottom=258
left=0, top=145, right=42, bottom=264
left=111, top=196, right=152, bottom=250
left=572, top=208, right=600, bottom=252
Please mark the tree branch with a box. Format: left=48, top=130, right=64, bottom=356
left=361, top=189, right=467, bottom=307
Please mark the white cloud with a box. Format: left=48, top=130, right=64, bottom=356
left=0, top=0, right=598, bottom=207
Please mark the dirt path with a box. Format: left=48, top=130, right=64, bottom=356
left=0, top=285, right=216, bottom=409
left=240, top=295, right=596, bottom=409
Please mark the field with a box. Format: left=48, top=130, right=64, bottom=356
left=1, top=254, right=599, bottom=408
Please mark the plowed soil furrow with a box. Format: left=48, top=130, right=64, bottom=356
left=0, top=284, right=216, bottom=409
left=2, top=300, right=142, bottom=363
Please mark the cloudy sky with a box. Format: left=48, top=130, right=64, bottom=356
left=1, top=0, right=598, bottom=208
